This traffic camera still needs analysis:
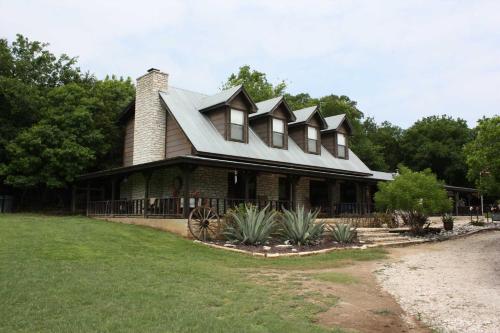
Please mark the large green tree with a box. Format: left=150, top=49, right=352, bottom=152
left=463, top=116, right=500, bottom=196
left=400, top=115, right=472, bottom=186
left=0, top=35, right=134, bottom=190
left=221, top=65, right=286, bottom=103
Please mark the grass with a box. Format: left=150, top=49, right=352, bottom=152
left=312, top=272, right=359, bottom=285
left=0, top=214, right=386, bottom=333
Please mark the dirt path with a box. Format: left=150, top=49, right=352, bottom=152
left=376, top=231, right=500, bottom=333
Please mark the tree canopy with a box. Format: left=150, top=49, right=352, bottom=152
left=399, top=115, right=472, bottom=187
left=463, top=116, right=500, bottom=196
left=0, top=34, right=134, bottom=189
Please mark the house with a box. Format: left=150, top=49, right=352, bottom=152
left=75, top=68, right=477, bottom=218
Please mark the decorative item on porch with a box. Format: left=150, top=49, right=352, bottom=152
left=442, top=213, right=454, bottom=231
left=188, top=206, right=221, bottom=241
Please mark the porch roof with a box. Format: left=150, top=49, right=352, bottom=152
left=77, top=155, right=380, bottom=183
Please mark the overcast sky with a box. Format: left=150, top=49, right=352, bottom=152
left=1, top=0, right=499, bottom=128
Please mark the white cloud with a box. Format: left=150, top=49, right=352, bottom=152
left=0, top=0, right=499, bottom=127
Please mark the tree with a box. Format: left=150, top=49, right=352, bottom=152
left=0, top=35, right=134, bottom=190
left=361, top=118, right=403, bottom=171
left=221, top=65, right=286, bottom=102
left=464, top=116, right=500, bottom=196
left=399, top=115, right=473, bottom=186
left=375, top=166, right=452, bottom=234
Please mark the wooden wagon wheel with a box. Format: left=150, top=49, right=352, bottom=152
left=188, top=206, right=220, bottom=241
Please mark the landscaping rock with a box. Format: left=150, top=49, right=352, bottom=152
left=262, top=246, right=271, bottom=251
left=275, top=244, right=293, bottom=249
left=224, top=244, right=236, bottom=248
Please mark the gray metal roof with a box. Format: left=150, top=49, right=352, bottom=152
left=323, top=114, right=345, bottom=131
left=196, top=85, right=241, bottom=111
left=368, top=170, right=395, bottom=181
left=289, top=106, right=317, bottom=124
left=251, top=96, right=283, bottom=117
left=160, top=87, right=373, bottom=175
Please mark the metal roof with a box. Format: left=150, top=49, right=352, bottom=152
left=368, top=170, right=395, bottom=181
left=251, top=96, right=283, bottom=117
left=323, top=114, right=345, bottom=130
left=159, top=87, right=373, bottom=176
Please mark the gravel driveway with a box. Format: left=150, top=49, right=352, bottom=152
left=376, top=231, right=500, bottom=333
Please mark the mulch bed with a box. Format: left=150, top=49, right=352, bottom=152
left=209, top=238, right=367, bottom=254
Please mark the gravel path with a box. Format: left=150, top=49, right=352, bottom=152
left=376, top=231, right=500, bottom=333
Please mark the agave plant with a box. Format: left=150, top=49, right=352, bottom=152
left=224, top=204, right=277, bottom=245
left=331, top=223, right=357, bottom=243
left=280, top=206, right=325, bottom=246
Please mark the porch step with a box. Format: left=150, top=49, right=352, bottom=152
left=368, top=239, right=427, bottom=248
left=355, top=227, right=419, bottom=247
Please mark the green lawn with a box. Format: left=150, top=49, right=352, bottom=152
left=0, top=214, right=385, bottom=333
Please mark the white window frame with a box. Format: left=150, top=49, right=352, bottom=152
left=230, top=109, right=245, bottom=141
left=307, top=126, right=318, bottom=153
left=337, top=133, right=346, bottom=158
left=272, top=118, right=285, bottom=147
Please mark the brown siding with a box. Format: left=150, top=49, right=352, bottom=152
left=166, top=113, right=192, bottom=158
left=250, top=117, right=270, bottom=145
left=272, top=105, right=289, bottom=119
left=230, top=94, right=250, bottom=110
left=123, top=116, right=134, bottom=166
left=321, top=132, right=336, bottom=156
left=289, top=126, right=305, bottom=151
left=307, top=114, right=322, bottom=127
left=207, top=107, right=227, bottom=138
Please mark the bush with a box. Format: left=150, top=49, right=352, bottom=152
left=375, top=166, right=452, bottom=234
left=442, top=213, right=454, bottom=231
left=224, top=204, right=277, bottom=245
left=280, top=206, right=325, bottom=245
left=331, top=223, right=357, bottom=243
left=373, top=212, right=399, bottom=228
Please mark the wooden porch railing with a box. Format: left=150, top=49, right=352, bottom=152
left=86, top=197, right=374, bottom=218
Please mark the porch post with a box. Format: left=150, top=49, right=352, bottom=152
left=288, top=175, right=299, bottom=210
left=182, top=167, right=192, bottom=218
left=244, top=171, right=250, bottom=202
left=71, top=185, right=76, bottom=214
left=142, top=171, right=152, bottom=218
left=86, top=182, right=90, bottom=216
left=454, top=191, right=459, bottom=216
left=110, top=177, right=117, bottom=217
left=327, top=180, right=335, bottom=217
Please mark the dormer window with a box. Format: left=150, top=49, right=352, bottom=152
left=272, top=118, right=285, bottom=148
left=337, top=133, right=346, bottom=158
left=307, top=126, right=318, bottom=153
left=230, top=109, right=244, bottom=141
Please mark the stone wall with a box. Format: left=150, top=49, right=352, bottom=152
left=132, top=69, right=169, bottom=165
left=256, top=173, right=280, bottom=201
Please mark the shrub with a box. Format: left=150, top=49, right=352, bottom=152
left=373, top=212, right=399, bottom=228
left=280, top=206, right=324, bottom=245
left=375, top=166, right=452, bottom=234
left=224, top=204, right=277, bottom=245
left=442, top=213, right=454, bottom=231
left=331, top=223, right=357, bottom=243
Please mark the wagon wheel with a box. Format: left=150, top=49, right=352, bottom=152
left=188, top=206, right=220, bottom=241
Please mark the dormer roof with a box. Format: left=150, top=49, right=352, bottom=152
left=250, top=96, right=296, bottom=121
left=322, top=114, right=354, bottom=134
left=289, top=106, right=328, bottom=129
left=197, top=85, right=257, bottom=113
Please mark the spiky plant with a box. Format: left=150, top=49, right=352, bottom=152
left=331, top=223, right=357, bottom=243
left=280, top=206, right=325, bottom=246
left=224, top=204, right=277, bottom=245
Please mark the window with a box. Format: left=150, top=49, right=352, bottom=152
left=307, top=126, right=318, bottom=153
left=230, top=109, right=244, bottom=141
left=337, top=133, right=346, bottom=158
left=272, top=118, right=285, bottom=147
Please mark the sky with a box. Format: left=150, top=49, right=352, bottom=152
left=1, top=0, right=499, bottom=128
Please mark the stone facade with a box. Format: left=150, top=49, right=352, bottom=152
left=256, top=173, right=280, bottom=201
left=132, top=69, right=169, bottom=165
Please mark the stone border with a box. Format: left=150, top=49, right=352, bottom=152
left=193, top=227, right=500, bottom=257
left=193, top=240, right=368, bottom=258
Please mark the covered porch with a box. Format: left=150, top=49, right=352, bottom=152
left=75, top=156, right=376, bottom=219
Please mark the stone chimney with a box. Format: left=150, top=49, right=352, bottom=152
left=132, top=68, right=169, bottom=165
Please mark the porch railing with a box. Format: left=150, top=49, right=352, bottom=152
left=86, top=197, right=374, bottom=218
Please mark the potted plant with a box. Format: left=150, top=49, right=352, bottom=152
left=442, top=213, right=454, bottom=231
